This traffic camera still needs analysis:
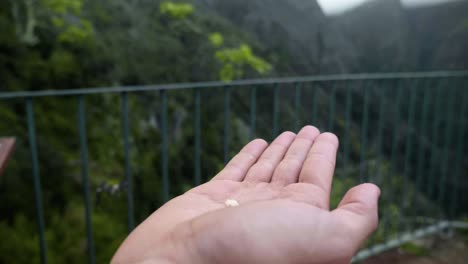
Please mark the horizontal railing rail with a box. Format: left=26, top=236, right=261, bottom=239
left=1, top=71, right=467, bottom=99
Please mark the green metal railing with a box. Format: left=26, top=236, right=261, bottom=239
left=0, top=71, right=467, bottom=263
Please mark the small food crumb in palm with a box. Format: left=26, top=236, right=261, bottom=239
left=225, top=199, right=239, bottom=207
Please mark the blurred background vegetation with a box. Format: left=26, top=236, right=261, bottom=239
left=0, top=0, right=467, bottom=262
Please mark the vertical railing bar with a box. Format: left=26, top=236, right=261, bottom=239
left=312, top=84, right=320, bottom=128
left=250, top=86, right=257, bottom=140
left=357, top=80, right=370, bottom=246
left=450, top=82, right=466, bottom=220
left=371, top=80, right=386, bottom=246
left=121, top=92, right=135, bottom=232
left=294, top=83, right=301, bottom=131
left=392, top=82, right=405, bottom=241
left=415, top=81, right=432, bottom=225
left=385, top=80, right=403, bottom=242
left=224, top=86, right=231, bottom=164
left=427, top=82, right=444, bottom=202
left=194, top=88, right=201, bottom=185
left=359, top=81, right=370, bottom=183
left=375, top=80, right=386, bottom=184
left=77, top=95, right=96, bottom=264
left=26, top=98, right=47, bottom=264
left=438, top=82, right=456, bottom=211
left=328, top=82, right=337, bottom=131
left=272, top=84, right=279, bottom=138
left=343, top=82, right=353, bottom=179
left=160, top=90, right=169, bottom=201
left=401, top=79, right=418, bottom=235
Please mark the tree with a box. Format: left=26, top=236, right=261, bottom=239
left=10, top=0, right=93, bottom=45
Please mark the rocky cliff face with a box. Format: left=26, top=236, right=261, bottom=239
left=405, top=0, right=468, bottom=70
left=332, top=0, right=468, bottom=71
left=196, top=0, right=468, bottom=74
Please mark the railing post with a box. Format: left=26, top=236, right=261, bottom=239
left=438, top=82, right=456, bottom=211
left=359, top=81, right=370, bottom=183
left=77, top=95, right=96, bottom=264
left=450, top=82, right=466, bottom=221
left=26, top=98, right=47, bottom=264
left=343, top=83, right=353, bottom=179
left=328, top=83, right=336, bottom=132
left=386, top=80, right=403, bottom=242
left=250, top=87, right=257, bottom=140
left=427, top=82, right=444, bottom=201
left=294, top=83, right=301, bottom=131
left=415, top=81, right=432, bottom=224
left=224, top=86, right=231, bottom=164
left=272, top=84, right=279, bottom=138
left=371, top=80, right=386, bottom=246
left=375, top=80, right=386, bottom=185
left=401, top=79, right=418, bottom=234
left=312, top=85, right=320, bottom=128
left=160, top=90, right=169, bottom=201
left=194, top=88, right=202, bottom=185
left=121, top=92, right=135, bottom=232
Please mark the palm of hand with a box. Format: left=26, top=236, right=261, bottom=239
left=113, top=127, right=380, bottom=264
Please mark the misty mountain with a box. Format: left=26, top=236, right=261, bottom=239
left=196, top=0, right=468, bottom=74
left=333, top=0, right=468, bottom=72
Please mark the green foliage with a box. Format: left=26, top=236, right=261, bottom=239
left=43, top=0, right=93, bottom=44
left=0, top=203, right=126, bottom=263
left=400, top=242, right=430, bottom=257
left=0, top=215, right=41, bottom=263
left=459, top=218, right=468, bottom=243
left=215, top=43, right=272, bottom=81
left=209, top=32, right=224, bottom=47
left=330, top=177, right=356, bottom=209
left=160, top=2, right=194, bottom=19
left=41, top=0, right=94, bottom=44
left=57, top=20, right=94, bottom=44
left=42, top=0, right=83, bottom=14
left=49, top=49, right=79, bottom=77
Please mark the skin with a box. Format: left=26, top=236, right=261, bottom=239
left=112, top=126, right=380, bottom=264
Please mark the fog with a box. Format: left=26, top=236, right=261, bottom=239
left=318, top=0, right=457, bottom=15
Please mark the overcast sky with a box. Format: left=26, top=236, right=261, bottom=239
left=317, top=0, right=456, bottom=15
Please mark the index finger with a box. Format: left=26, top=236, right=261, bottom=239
left=212, top=139, right=268, bottom=181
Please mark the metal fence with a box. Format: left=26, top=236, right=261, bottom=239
left=0, top=71, right=467, bottom=263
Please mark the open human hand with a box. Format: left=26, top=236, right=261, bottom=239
left=112, top=126, right=380, bottom=264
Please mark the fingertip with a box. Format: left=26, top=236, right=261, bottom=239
left=359, top=183, right=381, bottom=198
left=250, top=138, right=268, bottom=147
left=298, top=125, right=320, bottom=135
left=281, top=131, right=296, bottom=138
left=317, top=132, right=339, bottom=147
left=242, top=139, right=268, bottom=153
left=273, top=131, right=296, bottom=145
left=337, top=183, right=380, bottom=214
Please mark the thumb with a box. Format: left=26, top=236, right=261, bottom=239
left=332, top=183, right=380, bottom=249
